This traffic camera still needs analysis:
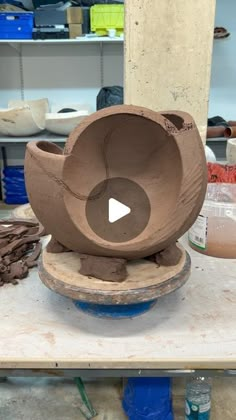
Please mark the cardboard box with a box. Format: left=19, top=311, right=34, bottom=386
left=69, top=23, right=82, bottom=39
left=67, top=7, right=83, bottom=24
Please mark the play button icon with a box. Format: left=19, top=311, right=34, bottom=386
left=108, top=198, right=131, bottom=223
left=86, top=177, right=151, bottom=243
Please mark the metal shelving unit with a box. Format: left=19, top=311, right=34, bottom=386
left=206, top=137, right=227, bottom=161
left=0, top=35, right=123, bottom=147
left=0, top=133, right=66, bottom=144
left=0, top=36, right=123, bottom=45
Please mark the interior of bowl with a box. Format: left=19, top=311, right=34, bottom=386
left=45, top=110, right=89, bottom=120
left=36, top=141, right=63, bottom=155
left=63, top=112, right=182, bottom=247
left=0, top=107, right=42, bottom=136
left=8, top=98, right=49, bottom=129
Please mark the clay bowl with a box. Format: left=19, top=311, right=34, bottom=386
left=25, top=105, right=207, bottom=259
left=0, top=98, right=49, bottom=136
left=45, top=110, right=89, bottom=136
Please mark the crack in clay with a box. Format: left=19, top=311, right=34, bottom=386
left=30, top=113, right=176, bottom=202
left=29, top=127, right=116, bottom=201
left=29, top=114, right=178, bottom=202
left=29, top=112, right=186, bottom=203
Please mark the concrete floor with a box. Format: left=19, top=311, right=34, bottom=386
left=173, top=377, right=236, bottom=420
left=1, top=377, right=235, bottom=420
left=0, top=378, right=126, bottom=420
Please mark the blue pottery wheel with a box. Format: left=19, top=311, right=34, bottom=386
left=39, top=244, right=191, bottom=319
left=74, top=299, right=157, bottom=319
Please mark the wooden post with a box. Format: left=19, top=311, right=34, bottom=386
left=124, top=0, right=216, bottom=142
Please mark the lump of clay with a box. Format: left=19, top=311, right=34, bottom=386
left=154, top=243, right=182, bottom=267
left=79, top=255, right=127, bottom=282
left=47, top=237, right=70, bottom=253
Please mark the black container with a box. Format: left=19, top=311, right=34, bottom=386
left=82, top=6, right=90, bottom=34
left=34, top=9, right=67, bottom=26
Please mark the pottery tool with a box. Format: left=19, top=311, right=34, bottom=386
left=75, top=378, right=97, bottom=419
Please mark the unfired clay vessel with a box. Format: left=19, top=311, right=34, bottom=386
left=0, top=98, right=49, bottom=136
left=25, top=105, right=207, bottom=259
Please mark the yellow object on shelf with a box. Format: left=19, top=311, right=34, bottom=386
left=90, top=4, right=124, bottom=36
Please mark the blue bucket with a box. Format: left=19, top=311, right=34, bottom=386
left=123, top=377, right=174, bottom=420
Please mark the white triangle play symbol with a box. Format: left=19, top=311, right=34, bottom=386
left=108, top=198, right=131, bottom=223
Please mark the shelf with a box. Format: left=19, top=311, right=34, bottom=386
left=0, top=36, right=124, bottom=45
left=206, top=137, right=226, bottom=142
left=206, top=137, right=227, bottom=161
left=0, top=132, right=66, bottom=144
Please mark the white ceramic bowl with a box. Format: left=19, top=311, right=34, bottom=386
left=205, top=145, right=216, bottom=163
left=45, top=110, right=89, bottom=136
left=0, top=98, right=49, bottom=136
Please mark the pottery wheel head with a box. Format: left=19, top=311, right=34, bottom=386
left=25, top=105, right=207, bottom=259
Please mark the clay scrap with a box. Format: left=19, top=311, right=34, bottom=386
left=0, top=219, right=43, bottom=287
left=79, top=254, right=127, bottom=282
left=47, top=237, right=70, bottom=254
left=154, top=243, right=182, bottom=267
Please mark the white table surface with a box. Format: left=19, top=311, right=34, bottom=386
left=0, top=236, right=235, bottom=370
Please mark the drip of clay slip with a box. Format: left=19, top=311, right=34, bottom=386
left=25, top=105, right=207, bottom=260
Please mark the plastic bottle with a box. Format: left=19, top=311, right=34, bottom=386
left=185, top=377, right=211, bottom=420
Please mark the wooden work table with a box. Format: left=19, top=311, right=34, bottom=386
left=0, top=236, right=235, bottom=376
